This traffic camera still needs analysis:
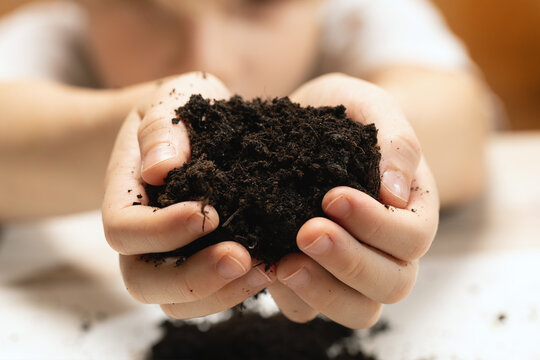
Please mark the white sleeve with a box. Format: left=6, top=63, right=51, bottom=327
left=0, top=2, right=93, bottom=86
left=319, top=0, right=471, bottom=76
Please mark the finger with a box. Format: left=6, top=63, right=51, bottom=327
left=320, top=156, right=439, bottom=261
left=104, top=201, right=219, bottom=255
left=267, top=282, right=318, bottom=323
left=161, top=264, right=276, bottom=319
left=277, top=254, right=382, bottom=329
left=355, top=90, right=421, bottom=208
left=290, top=73, right=422, bottom=208
left=120, top=241, right=251, bottom=304
left=296, top=217, right=419, bottom=304
left=102, top=110, right=220, bottom=255
left=138, top=72, right=231, bottom=185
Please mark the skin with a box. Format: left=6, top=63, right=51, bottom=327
left=102, top=72, right=440, bottom=328
left=1, top=0, right=489, bottom=327
left=83, top=0, right=321, bottom=97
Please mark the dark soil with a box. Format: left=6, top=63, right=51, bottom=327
left=368, top=319, right=390, bottom=337
left=145, top=95, right=380, bottom=266
left=147, top=312, right=376, bottom=360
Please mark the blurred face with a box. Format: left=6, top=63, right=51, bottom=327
left=84, top=0, right=322, bottom=98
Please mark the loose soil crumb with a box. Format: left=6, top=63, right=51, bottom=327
left=368, top=319, right=390, bottom=337
left=147, top=313, right=376, bottom=360
left=146, top=95, right=380, bottom=266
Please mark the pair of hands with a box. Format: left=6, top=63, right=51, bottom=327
left=102, top=72, right=439, bottom=329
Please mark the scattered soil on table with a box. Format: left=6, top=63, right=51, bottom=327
left=147, top=312, right=376, bottom=360
left=145, top=95, right=381, bottom=266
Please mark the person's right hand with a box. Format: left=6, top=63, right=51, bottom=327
left=102, top=73, right=277, bottom=319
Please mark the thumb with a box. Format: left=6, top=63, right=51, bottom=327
left=352, top=87, right=422, bottom=208
left=138, top=72, right=231, bottom=185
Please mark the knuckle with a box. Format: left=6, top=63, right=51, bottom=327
left=176, top=272, right=201, bottom=302
left=318, top=287, right=343, bottom=314
left=382, top=263, right=418, bottom=304
left=364, top=214, right=384, bottom=244
left=212, top=289, right=234, bottom=311
left=103, top=216, right=129, bottom=255
left=340, top=258, right=368, bottom=283
left=160, top=304, right=184, bottom=319
left=388, top=133, right=422, bottom=167
left=403, top=232, right=432, bottom=262
left=128, top=287, right=151, bottom=305
left=349, top=302, right=383, bottom=330
left=122, top=273, right=151, bottom=304
left=138, top=112, right=172, bottom=144
left=361, top=303, right=384, bottom=329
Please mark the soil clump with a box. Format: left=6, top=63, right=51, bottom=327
left=146, top=95, right=380, bottom=266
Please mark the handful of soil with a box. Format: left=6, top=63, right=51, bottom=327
left=148, top=312, right=376, bottom=360
left=145, top=95, right=380, bottom=266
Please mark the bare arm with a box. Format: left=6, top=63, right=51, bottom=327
left=369, top=66, right=491, bottom=208
left=0, top=80, right=159, bottom=221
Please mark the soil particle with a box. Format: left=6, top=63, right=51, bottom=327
left=146, top=95, right=381, bottom=266
left=80, top=320, right=91, bottom=332
left=147, top=312, right=376, bottom=360
left=368, top=319, right=390, bottom=337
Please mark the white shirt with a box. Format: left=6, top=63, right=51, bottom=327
left=0, top=0, right=470, bottom=85
left=319, top=0, right=470, bottom=76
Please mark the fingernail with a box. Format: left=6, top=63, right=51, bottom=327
left=324, top=195, right=350, bottom=218
left=216, top=255, right=247, bottom=279
left=186, top=212, right=211, bottom=234
left=142, top=143, right=176, bottom=172
left=245, top=267, right=273, bottom=287
left=303, top=234, right=332, bottom=255
left=282, top=267, right=310, bottom=288
left=382, top=170, right=410, bottom=203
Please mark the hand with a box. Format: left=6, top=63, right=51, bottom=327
left=102, top=72, right=276, bottom=319
left=268, top=73, right=440, bottom=329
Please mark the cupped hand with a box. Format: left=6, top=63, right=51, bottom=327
left=268, top=73, right=440, bottom=329
left=102, top=72, right=276, bottom=319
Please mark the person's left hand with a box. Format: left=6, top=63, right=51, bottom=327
left=268, top=73, right=440, bottom=329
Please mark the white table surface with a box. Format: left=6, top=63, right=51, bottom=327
left=1, top=132, right=540, bottom=360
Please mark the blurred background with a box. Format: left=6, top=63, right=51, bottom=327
left=1, top=0, right=539, bottom=130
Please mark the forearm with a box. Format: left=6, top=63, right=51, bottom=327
left=0, top=80, right=158, bottom=221
left=369, top=66, right=491, bottom=208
